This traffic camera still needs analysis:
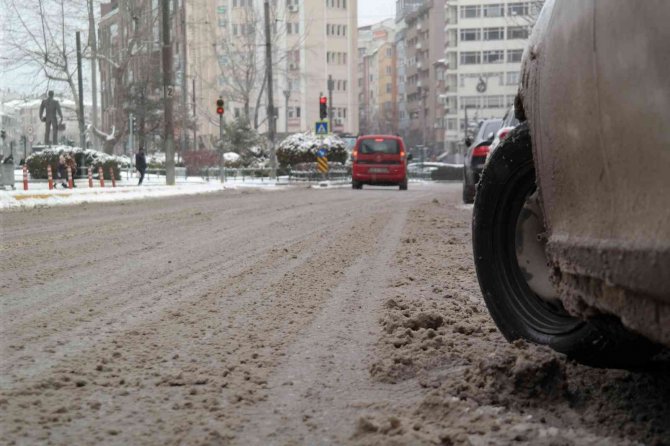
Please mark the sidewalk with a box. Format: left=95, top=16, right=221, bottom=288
left=1, top=171, right=287, bottom=210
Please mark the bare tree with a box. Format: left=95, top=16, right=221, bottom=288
left=198, top=3, right=308, bottom=132
left=2, top=0, right=88, bottom=135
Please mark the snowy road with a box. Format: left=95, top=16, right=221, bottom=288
left=1, top=183, right=668, bottom=445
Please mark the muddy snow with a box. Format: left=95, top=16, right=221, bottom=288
left=0, top=183, right=668, bottom=445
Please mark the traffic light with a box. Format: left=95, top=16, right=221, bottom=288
left=216, top=98, right=224, bottom=115
left=0, top=129, right=5, bottom=140
left=319, top=96, right=327, bottom=120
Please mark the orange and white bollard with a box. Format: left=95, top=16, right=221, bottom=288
left=109, top=166, right=116, bottom=187
left=23, top=165, right=28, bottom=191
left=98, top=166, right=105, bottom=187
left=88, top=167, right=93, bottom=188
left=67, top=166, right=73, bottom=189
left=47, top=165, right=54, bottom=190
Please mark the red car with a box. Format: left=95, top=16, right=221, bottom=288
left=351, top=135, right=412, bottom=190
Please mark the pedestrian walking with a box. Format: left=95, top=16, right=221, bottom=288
left=135, top=147, right=147, bottom=186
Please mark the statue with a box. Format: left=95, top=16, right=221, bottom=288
left=39, top=91, right=63, bottom=146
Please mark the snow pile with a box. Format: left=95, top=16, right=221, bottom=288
left=276, top=132, right=347, bottom=167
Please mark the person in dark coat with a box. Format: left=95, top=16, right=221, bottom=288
left=135, top=147, right=147, bottom=185
left=57, top=154, right=67, bottom=188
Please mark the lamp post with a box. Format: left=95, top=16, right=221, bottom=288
left=283, top=89, right=290, bottom=134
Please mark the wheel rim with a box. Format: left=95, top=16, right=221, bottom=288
left=495, top=167, right=582, bottom=337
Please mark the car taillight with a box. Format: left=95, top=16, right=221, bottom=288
left=499, top=129, right=510, bottom=140
left=472, top=145, right=490, bottom=157
left=352, top=150, right=358, bottom=160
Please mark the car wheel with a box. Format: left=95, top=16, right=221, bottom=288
left=399, top=179, right=408, bottom=191
left=473, top=123, right=657, bottom=367
left=462, top=167, right=474, bottom=204
left=352, top=180, right=362, bottom=190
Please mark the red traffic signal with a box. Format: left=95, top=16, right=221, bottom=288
left=216, top=98, right=224, bottom=115
left=319, top=96, right=327, bottom=119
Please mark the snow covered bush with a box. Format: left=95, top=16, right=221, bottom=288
left=276, top=132, right=347, bottom=167
left=222, top=152, right=242, bottom=168
left=26, top=146, right=125, bottom=179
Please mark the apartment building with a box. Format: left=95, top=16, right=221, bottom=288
left=443, top=0, right=540, bottom=152
left=357, top=19, right=397, bottom=135
left=404, top=0, right=446, bottom=153
left=194, top=0, right=359, bottom=142
left=99, top=0, right=358, bottom=153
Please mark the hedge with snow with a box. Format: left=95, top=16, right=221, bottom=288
left=26, top=146, right=129, bottom=179
left=276, top=132, right=347, bottom=167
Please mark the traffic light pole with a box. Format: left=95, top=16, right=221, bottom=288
left=219, top=112, right=225, bottom=183
left=327, top=75, right=334, bottom=128
left=161, top=0, right=176, bottom=185
left=264, top=0, right=277, bottom=180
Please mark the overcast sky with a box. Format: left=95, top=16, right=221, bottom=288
left=359, top=0, right=396, bottom=26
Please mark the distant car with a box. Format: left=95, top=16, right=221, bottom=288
left=472, top=0, right=669, bottom=366
left=487, top=107, right=520, bottom=159
left=462, top=119, right=502, bottom=203
left=351, top=135, right=411, bottom=190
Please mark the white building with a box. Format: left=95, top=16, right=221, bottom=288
left=187, top=0, right=359, bottom=145
left=443, top=0, right=540, bottom=152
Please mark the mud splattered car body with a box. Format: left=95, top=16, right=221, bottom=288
left=473, top=0, right=669, bottom=364
left=519, top=0, right=670, bottom=347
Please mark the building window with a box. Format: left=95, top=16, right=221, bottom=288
left=506, top=71, right=520, bottom=85
left=483, top=95, right=504, bottom=108
left=508, top=2, right=529, bottom=17
left=460, top=5, right=481, bottom=18
left=461, top=96, right=481, bottom=109
left=507, top=49, right=524, bottom=63
left=508, top=26, right=529, bottom=39
left=460, top=51, right=481, bottom=65
left=483, top=4, right=505, bottom=17
left=483, top=50, right=504, bottom=64
left=460, top=28, right=481, bottom=41
left=483, top=27, right=504, bottom=40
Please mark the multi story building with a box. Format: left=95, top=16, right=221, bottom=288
left=357, top=19, right=397, bottom=135
left=191, top=0, right=359, bottom=145
left=394, top=0, right=425, bottom=143
left=443, top=0, right=540, bottom=153
left=404, top=0, right=446, bottom=154
left=98, top=0, right=359, bottom=153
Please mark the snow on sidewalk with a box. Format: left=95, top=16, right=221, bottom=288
left=1, top=176, right=286, bottom=210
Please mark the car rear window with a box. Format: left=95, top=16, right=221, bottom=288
left=359, top=138, right=400, bottom=155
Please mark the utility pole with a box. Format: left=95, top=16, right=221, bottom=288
left=87, top=0, right=98, bottom=150
left=283, top=89, right=290, bottom=134
left=192, top=78, right=197, bottom=150
left=263, top=0, right=277, bottom=179
left=161, top=0, right=176, bottom=185
left=180, top=1, right=188, bottom=155
left=327, top=75, right=334, bottom=128
left=76, top=31, right=87, bottom=173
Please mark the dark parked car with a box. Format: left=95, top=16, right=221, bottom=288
left=472, top=0, right=669, bottom=366
left=462, top=119, right=502, bottom=203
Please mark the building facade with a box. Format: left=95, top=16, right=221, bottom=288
left=190, top=0, right=359, bottom=145
left=404, top=0, right=446, bottom=154
left=443, top=0, right=540, bottom=153
left=357, top=19, right=397, bottom=136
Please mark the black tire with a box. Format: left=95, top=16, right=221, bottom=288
left=472, top=123, right=657, bottom=367
left=462, top=167, right=474, bottom=204
left=399, top=179, right=408, bottom=191
left=352, top=180, right=362, bottom=190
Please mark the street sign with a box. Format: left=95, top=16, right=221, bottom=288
left=27, top=126, right=34, bottom=135
left=166, top=85, right=175, bottom=98
left=29, top=135, right=34, bottom=143
left=315, top=120, right=329, bottom=135
left=316, top=147, right=329, bottom=173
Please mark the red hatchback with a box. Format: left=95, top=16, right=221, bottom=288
left=351, top=135, right=411, bottom=190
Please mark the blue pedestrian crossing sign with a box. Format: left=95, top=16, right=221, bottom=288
left=315, top=120, right=329, bottom=135
left=316, top=148, right=327, bottom=158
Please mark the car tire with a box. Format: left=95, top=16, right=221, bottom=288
left=462, top=167, right=474, bottom=204
left=352, top=180, right=362, bottom=190
left=399, top=179, right=408, bottom=191
left=472, top=122, right=658, bottom=367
